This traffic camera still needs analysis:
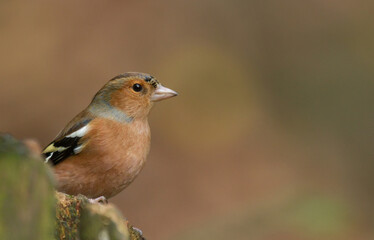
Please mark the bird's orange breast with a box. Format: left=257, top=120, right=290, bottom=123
left=53, top=117, right=151, bottom=198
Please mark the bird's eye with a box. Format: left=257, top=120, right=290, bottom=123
left=132, top=83, right=142, bottom=92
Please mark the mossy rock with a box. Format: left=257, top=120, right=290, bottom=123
left=56, top=192, right=141, bottom=240
left=0, top=134, right=56, bottom=240
left=0, top=134, right=145, bottom=240
left=79, top=199, right=129, bottom=240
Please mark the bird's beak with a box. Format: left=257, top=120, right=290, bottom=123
left=151, top=85, right=178, bottom=102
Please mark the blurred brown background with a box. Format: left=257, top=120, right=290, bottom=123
left=0, top=1, right=373, bottom=239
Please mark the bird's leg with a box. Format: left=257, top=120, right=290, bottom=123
left=88, top=196, right=108, bottom=204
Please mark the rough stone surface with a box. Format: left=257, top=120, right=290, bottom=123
left=55, top=192, right=87, bottom=240
left=0, top=134, right=56, bottom=240
left=79, top=200, right=130, bottom=240
left=0, top=134, right=145, bottom=240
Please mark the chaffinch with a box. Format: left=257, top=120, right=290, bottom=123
left=42, top=72, right=177, bottom=200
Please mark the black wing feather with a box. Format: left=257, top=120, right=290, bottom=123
left=43, top=137, right=81, bottom=165
left=42, top=118, right=92, bottom=166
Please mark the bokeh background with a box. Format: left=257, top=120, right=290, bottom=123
left=0, top=1, right=373, bottom=239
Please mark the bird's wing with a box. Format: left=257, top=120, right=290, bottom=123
left=42, top=118, right=92, bottom=165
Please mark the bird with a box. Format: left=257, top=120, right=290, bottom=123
left=42, top=72, right=177, bottom=201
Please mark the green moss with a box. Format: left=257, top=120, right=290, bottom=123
left=79, top=202, right=130, bottom=240
left=0, top=134, right=56, bottom=240
left=55, top=192, right=88, bottom=240
left=0, top=134, right=143, bottom=240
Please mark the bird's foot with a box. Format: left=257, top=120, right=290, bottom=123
left=88, top=196, right=108, bottom=204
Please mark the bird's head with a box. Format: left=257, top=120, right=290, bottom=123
left=91, top=72, right=178, bottom=120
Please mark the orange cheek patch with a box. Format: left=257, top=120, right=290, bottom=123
left=110, top=89, right=129, bottom=110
